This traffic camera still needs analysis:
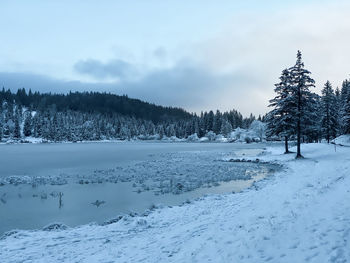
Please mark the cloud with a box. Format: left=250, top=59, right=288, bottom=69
left=193, top=0, right=350, bottom=107
left=0, top=0, right=350, bottom=115
left=153, top=47, right=167, bottom=60
left=0, top=64, right=262, bottom=116
left=74, top=59, right=134, bottom=80
left=118, top=61, right=262, bottom=115
left=3, top=1, right=350, bottom=117
left=0, top=72, right=117, bottom=94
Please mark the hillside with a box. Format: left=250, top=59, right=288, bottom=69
left=0, top=89, right=255, bottom=142
left=0, top=88, right=192, bottom=123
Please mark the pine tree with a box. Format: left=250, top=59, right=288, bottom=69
left=13, top=114, right=21, bottom=139
left=343, top=91, right=350, bottom=134
left=157, top=124, right=165, bottom=139
left=0, top=107, right=3, bottom=141
left=266, top=68, right=295, bottom=153
left=320, top=81, right=337, bottom=143
left=213, top=110, right=222, bottom=134
left=289, top=51, right=315, bottom=158
left=0, top=120, right=3, bottom=141
left=193, top=118, right=200, bottom=136
left=340, top=80, right=350, bottom=133
left=335, top=87, right=341, bottom=136
left=220, top=119, right=232, bottom=137
left=23, top=112, right=32, bottom=137
left=206, top=111, right=214, bottom=132
left=340, top=80, right=350, bottom=105
left=303, top=92, right=321, bottom=143
left=198, top=115, right=205, bottom=137
left=49, top=114, right=58, bottom=141
left=305, top=89, right=320, bottom=143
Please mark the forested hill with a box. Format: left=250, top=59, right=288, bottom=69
left=0, top=88, right=256, bottom=142
left=0, top=88, right=192, bottom=123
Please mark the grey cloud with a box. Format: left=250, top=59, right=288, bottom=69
left=0, top=61, right=262, bottom=116
left=153, top=47, right=167, bottom=60
left=120, top=65, right=225, bottom=108
left=117, top=62, right=261, bottom=115
left=74, top=59, right=133, bottom=80
left=0, top=72, right=117, bottom=94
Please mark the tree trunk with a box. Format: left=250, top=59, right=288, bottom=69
left=296, top=119, right=302, bottom=158
left=284, top=136, right=290, bottom=154
left=296, top=84, right=303, bottom=159
left=327, top=105, right=330, bottom=144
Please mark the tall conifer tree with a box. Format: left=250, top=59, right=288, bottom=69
left=289, top=51, right=315, bottom=158
left=320, top=81, right=337, bottom=143
left=267, top=69, right=295, bottom=153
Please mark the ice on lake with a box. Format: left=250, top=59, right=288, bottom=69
left=0, top=142, right=278, bottom=234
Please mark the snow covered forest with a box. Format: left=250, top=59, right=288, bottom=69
left=1, top=52, right=349, bottom=146
left=0, top=89, right=257, bottom=142
left=266, top=51, right=350, bottom=155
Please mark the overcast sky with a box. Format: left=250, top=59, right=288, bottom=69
left=1, top=0, right=349, bottom=116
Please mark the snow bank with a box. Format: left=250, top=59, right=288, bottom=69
left=229, top=128, right=261, bottom=143
left=332, top=134, right=350, bottom=146
left=161, top=136, right=186, bottom=142
left=185, top=133, right=199, bottom=142
left=198, top=122, right=267, bottom=143
left=1, top=143, right=349, bottom=262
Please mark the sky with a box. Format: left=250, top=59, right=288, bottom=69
left=0, top=0, right=349, bottom=116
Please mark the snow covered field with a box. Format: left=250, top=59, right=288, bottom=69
left=1, top=142, right=349, bottom=262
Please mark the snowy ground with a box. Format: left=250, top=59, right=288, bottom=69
left=1, top=143, right=350, bottom=262
left=332, top=134, right=350, bottom=147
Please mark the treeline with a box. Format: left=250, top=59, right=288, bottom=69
left=0, top=89, right=192, bottom=123
left=0, top=89, right=256, bottom=142
left=266, top=50, right=350, bottom=157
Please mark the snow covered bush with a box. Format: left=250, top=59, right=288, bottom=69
left=214, top=134, right=227, bottom=142
left=161, top=136, right=185, bottom=142
left=186, top=133, right=199, bottom=142
left=228, top=125, right=264, bottom=143
left=249, top=120, right=266, bottom=142
left=229, top=127, right=246, bottom=142
left=199, top=136, right=209, bottom=142
left=205, top=131, right=217, bottom=141
left=137, top=134, right=161, bottom=140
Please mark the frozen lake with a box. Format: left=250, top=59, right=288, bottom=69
left=0, top=142, right=278, bottom=234
left=0, top=141, right=266, bottom=177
